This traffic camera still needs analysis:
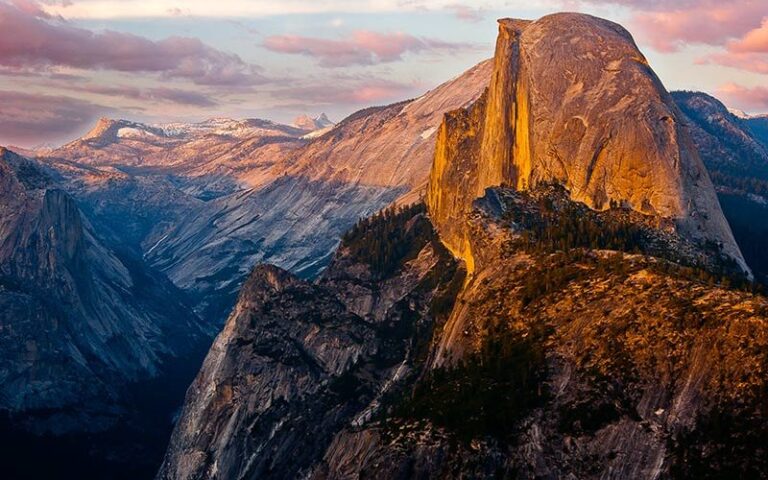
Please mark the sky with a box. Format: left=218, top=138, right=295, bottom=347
left=1, top=0, right=768, bottom=147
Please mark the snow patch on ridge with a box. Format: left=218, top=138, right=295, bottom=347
left=420, top=127, right=437, bottom=139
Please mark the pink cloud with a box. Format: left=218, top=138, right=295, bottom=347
left=699, top=52, right=768, bottom=75
left=580, top=0, right=766, bottom=52
left=68, top=84, right=218, bottom=107
left=274, top=77, right=419, bottom=105
left=729, top=18, right=768, bottom=53
left=446, top=4, right=484, bottom=23
left=0, top=1, right=264, bottom=86
left=11, top=0, right=55, bottom=18
left=579, top=0, right=768, bottom=75
left=263, top=30, right=474, bottom=67
left=633, top=4, right=764, bottom=52
left=0, top=90, right=111, bottom=147
left=716, top=83, right=768, bottom=111
left=695, top=17, right=768, bottom=74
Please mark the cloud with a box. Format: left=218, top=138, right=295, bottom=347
left=0, top=90, right=110, bottom=147
left=728, top=18, right=768, bottom=53
left=0, top=1, right=265, bottom=86
left=578, top=0, right=766, bottom=52
left=68, top=85, right=218, bottom=106
left=273, top=77, right=420, bottom=105
left=695, top=18, right=768, bottom=75
left=35, top=0, right=554, bottom=19
left=445, top=4, right=484, bottom=23
left=716, top=83, right=768, bottom=111
left=576, top=0, right=768, bottom=76
left=264, top=30, right=475, bottom=67
left=699, top=52, right=768, bottom=75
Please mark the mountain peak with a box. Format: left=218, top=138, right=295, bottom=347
left=427, top=12, right=749, bottom=276
left=78, top=117, right=165, bottom=145
left=293, top=113, right=335, bottom=131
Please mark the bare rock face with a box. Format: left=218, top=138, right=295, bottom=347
left=157, top=209, right=461, bottom=480
left=32, top=61, right=491, bottom=326
left=0, top=148, right=210, bottom=434
left=293, top=113, right=335, bottom=132
left=427, top=13, right=747, bottom=276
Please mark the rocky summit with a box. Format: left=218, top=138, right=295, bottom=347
left=427, top=14, right=748, bottom=277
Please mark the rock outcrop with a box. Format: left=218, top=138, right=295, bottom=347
left=157, top=207, right=462, bottom=479
left=427, top=14, right=747, bottom=276
left=158, top=185, right=768, bottom=479
left=315, top=188, right=768, bottom=479
left=0, top=147, right=210, bottom=450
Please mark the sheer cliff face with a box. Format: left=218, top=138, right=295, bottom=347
left=0, top=148, right=209, bottom=434
left=157, top=211, right=461, bottom=480
left=427, top=13, right=747, bottom=275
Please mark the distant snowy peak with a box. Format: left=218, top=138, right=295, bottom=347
left=293, top=113, right=335, bottom=132
left=159, top=117, right=306, bottom=139
left=728, top=108, right=751, bottom=119
left=75, top=117, right=307, bottom=147
left=727, top=108, right=768, bottom=121
left=79, top=118, right=166, bottom=145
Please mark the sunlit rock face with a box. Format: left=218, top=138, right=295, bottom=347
left=427, top=13, right=747, bottom=276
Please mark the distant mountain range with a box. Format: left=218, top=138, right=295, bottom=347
left=674, top=90, right=768, bottom=283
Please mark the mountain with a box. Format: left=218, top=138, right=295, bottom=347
left=724, top=108, right=768, bottom=146
left=672, top=91, right=768, bottom=282
left=49, top=117, right=306, bottom=198
left=744, top=115, right=768, bottom=147
left=0, top=147, right=212, bottom=477
left=158, top=193, right=767, bottom=479
left=141, top=59, right=492, bottom=323
left=293, top=113, right=335, bottom=132
left=427, top=16, right=747, bottom=277
left=157, top=14, right=766, bottom=480
left=157, top=204, right=462, bottom=480
left=673, top=91, right=768, bottom=183
left=29, top=63, right=490, bottom=326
